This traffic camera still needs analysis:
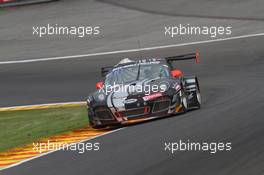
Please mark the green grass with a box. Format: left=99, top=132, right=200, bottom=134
left=0, top=106, right=88, bottom=152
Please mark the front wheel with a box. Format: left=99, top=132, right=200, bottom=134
left=91, top=124, right=106, bottom=129
left=89, top=120, right=106, bottom=129
left=88, top=109, right=106, bottom=129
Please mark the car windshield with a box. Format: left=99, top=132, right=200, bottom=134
left=105, top=63, right=170, bottom=86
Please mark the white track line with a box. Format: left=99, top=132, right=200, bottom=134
left=0, top=127, right=125, bottom=171
left=0, top=33, right=264, bottom=65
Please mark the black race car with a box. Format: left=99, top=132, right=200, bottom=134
left=87, top=52, right=201, bottom=128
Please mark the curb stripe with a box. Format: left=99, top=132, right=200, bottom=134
left=0, top=126, right=111, bottom=170
left=0, top=128, right=123, bottom=171
left=0, top=101, right=86, bottom=112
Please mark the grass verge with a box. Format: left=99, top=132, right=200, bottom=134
left=0, top=106, right=88, bottom=152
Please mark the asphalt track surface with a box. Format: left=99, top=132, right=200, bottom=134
left=1, top=0, right=264, bottom=61
left=2, top=35, right=264, bottom=175
left=1, top=0, right=264, bottom=175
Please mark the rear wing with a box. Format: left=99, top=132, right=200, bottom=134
left=166, top=51, right=200, bottom=63
left=101, top=66, right=113, bottom=77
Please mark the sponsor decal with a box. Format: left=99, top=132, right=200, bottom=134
left=143, top=92, right=163, bottom=101
left=123, top=98, right=138, bottom=104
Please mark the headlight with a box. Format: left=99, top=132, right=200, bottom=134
left=97, top=93, right=106, bottom=101
left=159, top=81, right=170, bottom=92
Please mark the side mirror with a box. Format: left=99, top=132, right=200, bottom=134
left=96, top=81, right=104, bottom=89
left=171, top=69, right=183, bottom=78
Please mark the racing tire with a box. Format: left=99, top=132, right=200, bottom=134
left=192, top=83, right=201, bottom=109
left=88, top=109, right=107, bottom=129
left=180, top=90, right=188, bottom=112
left=89, top=120, right=106, bottom=129
left=91, top=125, right=107, bottom=129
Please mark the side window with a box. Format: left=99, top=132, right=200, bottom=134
left=160, top=65, right=170, bottom=77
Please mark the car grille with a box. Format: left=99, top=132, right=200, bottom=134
left=152, top=98, right=170, bottom=113
left=95, top=107, right=114, bottom=120
left=119, top=107, right=149, bottom=118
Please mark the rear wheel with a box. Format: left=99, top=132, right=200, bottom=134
left=180, top=90, right=188, bottom=112
left=184, top=77, right=201, bottom=109
left=192, top=83, right=201, bottom=109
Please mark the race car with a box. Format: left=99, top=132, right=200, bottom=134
left=86, top=52, right=201, bottom=128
